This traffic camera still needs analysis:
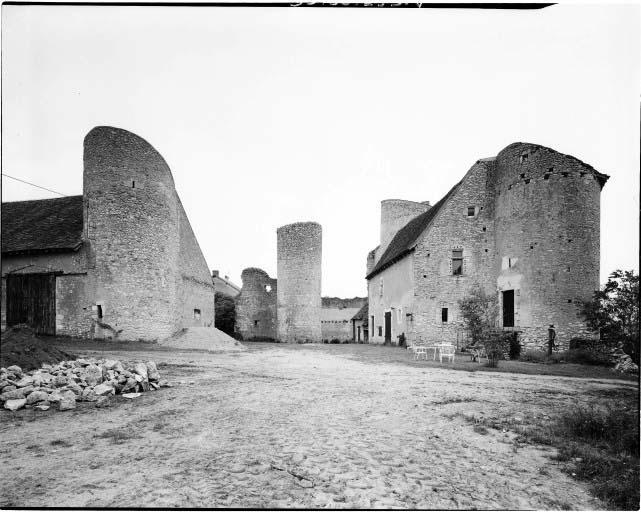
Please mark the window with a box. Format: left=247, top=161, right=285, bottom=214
left=441, top=308, right=448, bottom=323
left=452, top=250, right=463, bottom=275
left=371, top=316, right=374, bottom=334
left=132, top=180, right=136, bottom=188
left=265, top=285, right=272, bottom=292
left=378, top=326, right=382, bottom=336
left=193, top=309, right=201, bottom=320
left=379, top=277, right=384, bottom=297
left=467, top=206, right=475, bottom=217
left=254, top=320, right=259, bottom=327
left=97, top=304, right=103, bottom=319
left=520, top=153, right=528, bottom=164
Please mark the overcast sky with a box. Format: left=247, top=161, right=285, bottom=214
left=2, top=3, right=639, bottom=297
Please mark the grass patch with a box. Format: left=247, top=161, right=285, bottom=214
left=459, top=403, right=639, bottom=510
left=520, top=349, right=612, bottom=367
left=94, top=428, right=142, bottom=445
left=432, top=397, right=475, bottom=405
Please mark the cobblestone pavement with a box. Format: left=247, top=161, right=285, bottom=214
left=1, top=343, right=634, bottom=508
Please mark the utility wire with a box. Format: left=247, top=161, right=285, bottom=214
left=2, top=173, right=68, bottom=197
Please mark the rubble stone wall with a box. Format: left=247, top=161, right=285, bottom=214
left=83, top=126, right=214, bottom=341
left=493, top=143, right=602, bottom=350
left=277, top=222, right=322, bottom=343
left=236, top=268, right=278, bottom=340
left=411, top=161, right=497, bottom=346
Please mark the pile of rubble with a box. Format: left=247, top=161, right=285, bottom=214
left=0, top=358, right=169, bottom=412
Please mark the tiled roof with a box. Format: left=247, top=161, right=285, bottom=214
left=1, top=195, right=84, bottom=255
left=351, top=301, right=368, bottom=322
left=366, top=181, right=462, bottom=280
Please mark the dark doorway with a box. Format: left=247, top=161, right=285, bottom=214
left=6, top=273, right=56, bottom=335
left=357, top=326, right=361, bottom=342
left=502, top=289, right=515, bottom=328
left=384, top=311, right=392, bottom=344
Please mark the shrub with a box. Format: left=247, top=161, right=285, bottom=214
left=458, top=285, right=498, bottom=345
left=329, top=338, right=341, bottom=344
left=483, top=330, right=511, bottom=367
left=520, top=349, right=549, bottom=363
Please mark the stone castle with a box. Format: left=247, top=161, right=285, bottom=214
left=235, top=222, right=367, bottom=344
left=1, top=126, right=216, bottom=340
left=366, top=142, right=609, bottom=351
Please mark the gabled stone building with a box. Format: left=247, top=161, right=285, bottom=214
left=365, top=142, right=609, bottom=351
left=1, top=126, right=216, bottom=340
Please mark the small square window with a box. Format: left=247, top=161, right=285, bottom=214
left=254, top=320, right=259, bottom=327
left=467, top=207, right=475, bottom=217
left=441, top=308, right=448, bottom=323
left=193, top=309, right=201, bottom=320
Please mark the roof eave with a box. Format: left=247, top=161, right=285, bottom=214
left=365, top=247, right=414, bottom=280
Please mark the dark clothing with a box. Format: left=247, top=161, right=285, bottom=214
left=547, top=327, right=556, bottom=355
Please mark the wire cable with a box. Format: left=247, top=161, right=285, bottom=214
left=1, top=173, right=68, bottom=197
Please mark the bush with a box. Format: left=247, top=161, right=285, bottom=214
left=483, top=330, right=511, bottom=367
left=520, top=349, right=549, bottom=363
left=458, top=285, right=499, bottom=345
left=329, top=338, right=341, bottom=344
left=520, top=348, right=611, bottom=366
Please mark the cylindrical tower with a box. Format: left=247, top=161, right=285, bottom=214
left=277, top=222, right=322, bottom=343
left=83, top=126, right=180, bottom=341
left=379, top=199, right=431, bottom=257
left=493, top=142, right=608, bottom=350
left=236, top=267, right=277, bottom=341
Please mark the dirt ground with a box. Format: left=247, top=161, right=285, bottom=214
left=0, top=342, right=636, bottom=509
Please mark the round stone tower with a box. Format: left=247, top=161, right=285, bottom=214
left=83, top=126, right=180, bottom=341
left=277, top=222, right=322, bottom=343
left=493, top=142, right=608, bottom=350
left=379, top=199, right=431, bottom=257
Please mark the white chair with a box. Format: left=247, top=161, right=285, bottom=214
left=439, top=344, right=455, bottom=363
left=412, top=343, right=429, bottom=360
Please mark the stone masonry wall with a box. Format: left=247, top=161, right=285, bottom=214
left=176, top=197, right=216, bottom=329
left=277, top=222, right=322, bottom=343
left=236, top=268, right=278, bottom=340
left=493, top=143, right=603, bottom=351
left=412, top=161, right=497, bottom=346
left=379, top=200, right=431, bottom=259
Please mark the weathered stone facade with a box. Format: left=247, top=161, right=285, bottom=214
left=235, top=268, right=278, bottom=340
left=366, top=143, right=608, bottom=352
left=1, top=126, right=215, bottom=341
left=277, top=222, right=322, bottom=343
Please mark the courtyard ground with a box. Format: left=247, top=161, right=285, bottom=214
left=0, top=341, right=637, bottom=509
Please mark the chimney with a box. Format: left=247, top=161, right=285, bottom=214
left=212, top=270, right=219, bottom=278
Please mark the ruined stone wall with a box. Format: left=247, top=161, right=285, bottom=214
left=236, top=268, right=277, bottom=340
left=493, top=143, right=603, bottom=350
left=83, top=126, right=181, bottom=341
left=379, top=200, right=431, bottom=259
left=1, top=251, right=91, bottom=336
left=277, top=222, right=322, bottom=343
left=411, top=161, right=497, bottom=346
left=176, top=197, right=216, bottom=329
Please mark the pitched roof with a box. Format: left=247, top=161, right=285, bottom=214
left=1, top=195, right=84, bottom=255
left=366, top=181, right=462, bottom=280
left=351, top=301, right=368, bottom=322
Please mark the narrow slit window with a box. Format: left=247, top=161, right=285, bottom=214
left=97, top=305, right=103, bottom=319
left=441, top=308, right=448, bottom=323
left=452, top=250, right=463, bottom=275
left=132, top=180, right=135, bottom=188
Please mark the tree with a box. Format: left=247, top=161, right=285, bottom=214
left=458, top=285, right=499, bottom=345
left=215, top=292, right=236, bottom=337
left=580, top=270, right=639, bottom=362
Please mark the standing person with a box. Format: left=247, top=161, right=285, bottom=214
left=547, top=324, right=557, bottom=356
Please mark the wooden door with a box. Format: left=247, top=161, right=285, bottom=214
left=502, top=290, right=515, bottom=328
left=384, top=311, right=392, bottom=343
left=6, top=273, right=56, bottom=335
